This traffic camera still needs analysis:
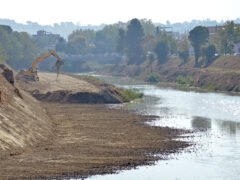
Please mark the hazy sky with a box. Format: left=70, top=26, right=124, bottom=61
left=1, top=0, right=238, bottom=25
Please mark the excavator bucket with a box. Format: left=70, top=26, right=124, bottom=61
left=55, top=59, right=64, bottom=78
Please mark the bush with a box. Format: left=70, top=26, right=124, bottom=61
left=176, top=75, right=194, bottom=85
left=121, top=89, right=143, bottom=102
left=147, top=73, right=160, bottom=83
left=79, top=75, right=102, bottom=82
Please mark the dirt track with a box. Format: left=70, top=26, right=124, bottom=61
left=17, top=72, right=99, bottom=94
left=0, top=72, right=191, bottom=180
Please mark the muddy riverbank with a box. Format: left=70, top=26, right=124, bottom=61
left=0, top=72, right=191, bottom=180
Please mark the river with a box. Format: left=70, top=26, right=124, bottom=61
left=87, top=75, right=240, bottom=180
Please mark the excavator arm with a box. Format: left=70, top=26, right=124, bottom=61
left=31, top=53, right=52, bottom=71
left=30, top=49, right=64, bottom=72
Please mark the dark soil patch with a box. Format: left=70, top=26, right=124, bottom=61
left=33, top=90, right=122, bottom=104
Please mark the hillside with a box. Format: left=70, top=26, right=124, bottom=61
left=102, top=55, right=240, bottom=92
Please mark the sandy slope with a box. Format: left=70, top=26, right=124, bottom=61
left=0, top=74, right=51, bottom=153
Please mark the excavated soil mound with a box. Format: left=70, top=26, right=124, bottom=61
left=33, top=91, right=122, bottom=103
left=17, top=72, right=126, bottom=104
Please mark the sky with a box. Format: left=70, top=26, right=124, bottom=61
left=0, top=0, right=238, bottom=25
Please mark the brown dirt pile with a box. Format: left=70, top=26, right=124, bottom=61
left=17, top=72, right=127, bottom=103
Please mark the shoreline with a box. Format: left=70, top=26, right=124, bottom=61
left=99, top=56, right=240, bottom=95
left=97, top=73, right=240, bottom=96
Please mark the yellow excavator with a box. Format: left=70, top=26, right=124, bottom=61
left=18, top=49, right=64, bottom=81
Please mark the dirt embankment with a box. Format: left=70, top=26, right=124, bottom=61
left=0, top=71, right=191, bottom=179
left=102, top=55, right=240, bottom=92
left=0, top=73, right=52, bottom=158
left=17, top=72, right=128, bottom=104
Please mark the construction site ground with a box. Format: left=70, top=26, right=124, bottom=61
left=0, top=72, right=190, bottom=180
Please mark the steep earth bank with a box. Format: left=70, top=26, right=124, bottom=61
left=102, top=55, right=240, bottom=93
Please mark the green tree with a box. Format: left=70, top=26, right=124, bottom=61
left=142, top=34, right=155, bottom=53
left=156, top=31, right=177, bottom=55
left=234, top=26, right=240, bottom=44
left=212, top=21, right=238, bottom=55
left=219, top=21, right=235, bottom=54
left=8, top=32, right=38, bottom=69
left=205, top=44, right=216, bottom=66
left=189, top=26, right=209, bottom=67
left=0, top=25, right=38, bottom=69
left=94, top=25, right=119, bottom=54
left=68, top=35, right=88, bottom=54
left=125, top=18, right=145, bottom=64
left=68, top=29, right=95, bottom=44
left=154, top=40, right=169, bottom=63
left=140, top=19, right=156, bottom=35
left=116, top=28, right=126, bottom=53
left=55, top=37, right=67, bottom=52
left=0, top=25, right=12, bottom=34
left=218, top=29, right=234, bottom=54
left=178, top=35, right=190, bottom=63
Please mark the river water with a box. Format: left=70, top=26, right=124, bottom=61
left=88, top=75, right=240, bottom=180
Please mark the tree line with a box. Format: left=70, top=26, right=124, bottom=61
left=56, top=19, right=240, bottom=68
left=0, top=25, right=38, bottom=69
left=189, top=21, right=240, bottom=67
left=55, top=18, right=180, bottom=65
left=0, top=19, right=239, bottom=70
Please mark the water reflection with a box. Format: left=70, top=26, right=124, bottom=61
left=214, top=119, right=240, bottom=135
left=89, top=75, right=240, bottom=180
left=191, top=116, right=212, bottom=130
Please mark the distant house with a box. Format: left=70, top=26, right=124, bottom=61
left=32, top=30, right=60, bottom=40
left=156, top=26, right=180, bottom=39
left=32, top=30, right=61, bottom=50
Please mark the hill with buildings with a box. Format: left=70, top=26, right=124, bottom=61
left=1, top=18, right=240, bottom=39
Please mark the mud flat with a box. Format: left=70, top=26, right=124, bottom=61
left=0, top=72, right=191, bottom=180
